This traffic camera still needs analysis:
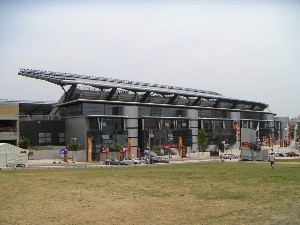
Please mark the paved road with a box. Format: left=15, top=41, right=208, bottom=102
left=0, top=156, right=226, bottom=170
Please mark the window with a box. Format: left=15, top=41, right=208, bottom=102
left=59, top=133, right=65, bottom=143
left=83, top=103, right=104, bottom=115
left=105, top=105, right=122, bottom=115
left=39, top=133, right=51, bottom=144
left=82, top=103, right=123, bottom=116
left=138, top=106, right=151, bottom=116
left=199, top=110, right=228, bottom=118
left=240, top=112, right=267, bottom=120
left=89, top=118, right=124, bottom=131
left=59, top=104, right=82, bottom=117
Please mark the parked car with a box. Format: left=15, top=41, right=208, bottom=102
left=286, top=152, right=299, bottom=157
left=119, top=160, right=129, bottom=165
left=15, top=163, right=26, bottom=167
left=122, top=158, right=141, bottom=164
left=223, top=154, right=239, bottom=159
left=109, top=158, right=122, bottom=165
left=156, top=157, right=169, bottom=163
left=150, top=157, right=159, bottom=163
left=274, top=152, right=285, bottom=157
left=138, top=157, right=149, bottom=164
left=103, top=158, right=111, bottom=165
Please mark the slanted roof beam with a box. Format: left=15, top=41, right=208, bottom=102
left=64, top=84, right=78, bottom=103
left=168, top=94, right=178, bottom=104
left=107, top=87, right=117, bottom=100
left=230, top=102, right=238, bottom=109
left=140, top=91, right=151, bottom=103
left=213, top=99, right=221, bottom=108
left=249, top=103, right=256, bottom=110
left=192, top=96, right=201, bottom=106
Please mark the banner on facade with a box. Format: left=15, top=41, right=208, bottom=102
left=178, top=136, right=182, bottom=156
left=128, top=138, right=132, bottom=158
left=87, top=137, right=92, bottom=163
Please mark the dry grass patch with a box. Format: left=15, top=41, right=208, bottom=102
left=0, top=162, right=299, bottom=225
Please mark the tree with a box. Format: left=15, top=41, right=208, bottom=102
left=249, top=142, right=261, bottom=162
left=67, top=139, right=80, bottom=162
left=113, top=143, right=122, bottom=152
left=197, top=129, right=208, bottom=152
left=18, top=136, right=30, bottom=149
left=152, top=145, right=160, bottom=152
left=249, top=142, right=261, bottom=152
left=67, top=141, right=81, bottom=151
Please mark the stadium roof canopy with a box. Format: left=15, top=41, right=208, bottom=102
left=18, top=68, right=269, bottom=112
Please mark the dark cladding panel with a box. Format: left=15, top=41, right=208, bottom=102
left=19, top=120, right=65, bottom=146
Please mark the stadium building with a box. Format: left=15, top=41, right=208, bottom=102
left=0, top=69, right=289, bottom=161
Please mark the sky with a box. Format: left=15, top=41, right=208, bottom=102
left=0, top=0, right=299, bottom=118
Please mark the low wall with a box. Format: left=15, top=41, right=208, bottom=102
left=29, top=149, right=87, bottom=162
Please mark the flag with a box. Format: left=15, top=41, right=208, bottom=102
left=295, top=123, right=298, bottom=131
left=285, top=125, right=289, bottom=131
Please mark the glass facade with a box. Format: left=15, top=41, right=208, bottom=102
left=199, top=109, right=229, bottom=118
left=89, top=117, right=124, bottom=131
left=58, top=100, right=275, bottom=159
left=138, top=106, right=183, bottom=117
left=88, top=117, right=127, bottom=161
left=59, top=103, right=122, bottom=117
left=83, top=103, right=122, bottom=115
left=138, top=118, right=192, bottom=154
left=199, top=120, right=236, bottom=146
left=240, top=112, right=267, bottom=120
left=59, top=104, right=82, bottom=117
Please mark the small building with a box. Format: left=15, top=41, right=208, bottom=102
left=0, top=102, right=19, bottom=145
left=0, top=143, right=28, bottom=167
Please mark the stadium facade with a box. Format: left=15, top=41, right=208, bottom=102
left=0, top=69, right=290, bottom=161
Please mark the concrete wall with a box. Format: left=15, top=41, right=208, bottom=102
left=65, top=117, right=89, bottom=151
left=275, top=117, right=289, bottom=142
left=0, top=103, right=19, bottom=120
left=230, top=111, right=240, bottom=120
left=186, top=109, right=198, bottom=152
left=19, top=120, right=65, bottom=146
left=123, top=105, right=138, bottom=156
left=30, top=149, right=87, bottom=162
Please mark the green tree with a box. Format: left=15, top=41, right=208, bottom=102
left=18, top=136, right=30, bottom=149
left=152, top=145, right=160, bottom=152
left=67, top=140, right=81, bottom=151
left=197, top=129, right=208, bottom=152
left=67, top=140, right=80, bottom=162
left=113, top=143, right=122, bottom=151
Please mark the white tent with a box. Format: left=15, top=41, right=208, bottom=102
left=0, top=143, right=28, bottom=167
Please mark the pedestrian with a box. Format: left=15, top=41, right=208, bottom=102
left=269, top=153, right=275, bottom=168
left=220, top=154, right=224, bottom=162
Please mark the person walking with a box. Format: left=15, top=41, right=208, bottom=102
left=269, top=153, right=275, bottom=168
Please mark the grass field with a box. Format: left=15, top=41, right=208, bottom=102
left=0, top=161, right=299, bottom=225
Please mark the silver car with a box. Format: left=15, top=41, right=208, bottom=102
left=122, top=158, right=141, bottom=165
left=138, top=157, right=149, bottom=164
left=223, top=154, right=239, bottom=159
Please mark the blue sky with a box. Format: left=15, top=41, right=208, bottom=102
left=0, top=0, right=299, bottom=118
